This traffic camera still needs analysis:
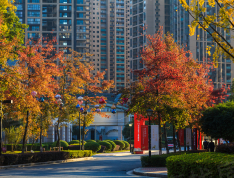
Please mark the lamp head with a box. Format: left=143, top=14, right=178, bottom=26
left=129, top=123, right=133, bottom=127
left=146, top=108, right=153, bottom=116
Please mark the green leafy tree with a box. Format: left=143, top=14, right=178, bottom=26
left=199, top=101, right=234, bottom=142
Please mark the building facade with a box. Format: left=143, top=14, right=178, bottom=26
left=129, top=0, right=171, bottom=81
left=14, top=0, right=130, bottom=91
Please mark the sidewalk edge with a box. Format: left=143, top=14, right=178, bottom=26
left=133, top=168, right=168, bottom=178
left=0, top=157, right=95, bottom=170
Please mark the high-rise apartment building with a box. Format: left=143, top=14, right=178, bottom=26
left=88, top=0, right=130, bottom=91
left=129, top=0, right=171, bottom=81
left=14, top=0, right=130, bottom=91
left=171, top=0, right=234, bottom=93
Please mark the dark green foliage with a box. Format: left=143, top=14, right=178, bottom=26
left=113, top=140, right=125, bottom=150
left=200, top=101, right=234, bottom=142
left=86, top=140, right=96, bottom=143
left=141, top=152, right=190, bottom=167
left=0, top=152, right=69, bottom=166
left=5, top=144, right=47, bottom=151
left=122, top=123, right=134, bottom=140
left=128, top=140, right=134, bottom=145
left=216, top=144, right=234, bottom=154
left=63, top=150, right=92, bottom=158
left=84, top=142, right=101, bottom=152
left=105, top=140, right=116, bottom=151
left=123, top=141, right=130, bottom=149
left=98, top=141, right=112, bottom=151
left=166, top=153, right=234, bottom=178
left=68, top=140, right=86, bottom=145
left=52, top=140, right=69, bottom=148
left=0, top=150, right=92, bottom=166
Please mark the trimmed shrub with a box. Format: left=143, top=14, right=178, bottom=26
left=105, top=140, right=116, bottom=151
left=86, top=140, right=96, bottom=143
left=98, top=141, right=112, bottom=151
left=141, top=152, right=188, bottom=167
left=96, top=140, right=100, bottom=143
left=52, top=140, right=69, bottom=149
left=84, top=142, right=101, bottom=152
left=216, top=144, right=234, bottom=154
left=63, top=150, right=92, bottom=158
left=0, top=152, right=70, bottom=166
left=166, top=152, right=234, bottom=178
left=113, top=140, right=125, bottom=150
left=68, top=140, right=86, bottom=145
left=123, top=141, right=130, bottom=149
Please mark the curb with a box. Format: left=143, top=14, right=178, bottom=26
left=0, top=157, right=95, bottom=170
left=133, top=168, right=168, bottom=178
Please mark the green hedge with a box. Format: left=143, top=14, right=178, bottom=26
left=63, top=150, right=92, bottom=158
left=123, top=141, right=130, bottom=149
left=166, top=152, right=234, bottom=178
left=52, top=140, right=69, bottom=148
left=86, top=140, right=96, bottom=143
left=4, top=144, right=47, bottom=151
left=0, top=152, right=70, bottom=166
left=98, top=141, right=112, bottom=151
left=105, top=140, right=116, bottom=151
left=68, top=140, right=86, bottom=145
left=0, top=150, right=92, bottom=166
left=84, top=142, right=101, bottom=152
left=113, top=140, right=125, bottom=150
left=141, top=152, right=190, bottom=167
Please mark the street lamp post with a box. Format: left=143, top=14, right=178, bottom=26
left=82, top=111, right=87, bottom=151
left=0, top=100, right=13, bottom=155
left=147, top=109, right=153, bottom=158
left=77, top=96, right=84, bottom=150
left=129, top=123, right=133, bottom=153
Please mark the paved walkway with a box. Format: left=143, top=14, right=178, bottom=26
left=133, top=167, right=168, bottom=177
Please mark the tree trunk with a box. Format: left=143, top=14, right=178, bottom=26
left=22, top=110, right=29, bottom=154
left=173, top=124, right=176, bottom=153
left=40, top=114, right=43, bottom=152
left=31, top=137, right=35, bottom=150
left=56, top=118, right=61, bottom=151
left=82, top=118, right=85, bottom=151
left=11, top=144, right=13, bottom=152
left=164, top=124, right=169, bottom=154
left=158, top=112, right=162, bottom=155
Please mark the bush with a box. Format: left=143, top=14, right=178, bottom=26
left=216, top=144, right=234, bottom=154
left=84, top=142, right=101, bottom=153
left=63, top=150, right=92, bottom=158
left=166, top=152, right=234, bottom=178
left=52, top=140, right=69, bottom=148
left=113, top=140, right=125, bottom=150
left=128, top=140, right=134, bottom=145
left=141, top=152, right=190, bottom=167
left=105, top=140, right=116, bottom=151
left=123, top=141, right=130, bottom=149
left=0, top=152, right=70, bottom=166
left=96, top=140, right=100, bottom=143
left=98, top=141, right=112, bottom=151
left=86, top=140, right=96, bottom=143
left=68, top=140, right=86, bottom=145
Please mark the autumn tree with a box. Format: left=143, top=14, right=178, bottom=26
left=123, top=29, right=216, bottom=154
left=179, top=0, right=234, bottom=63
left=54, top=51, right=114, bottom=151
left=13, top=39, right=62, bottom=154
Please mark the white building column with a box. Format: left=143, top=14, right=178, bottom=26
left=47, top=126, right=54, bottom=142
left=66, top=124, right=70, bottom=142
left=118, top=126, right=123, bottom=140
left=61, top=126, right=65, bottom=141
